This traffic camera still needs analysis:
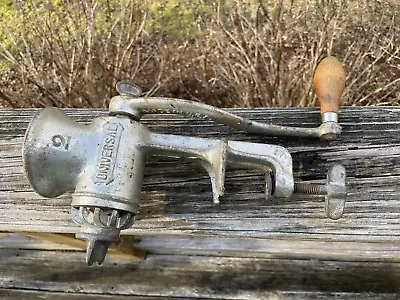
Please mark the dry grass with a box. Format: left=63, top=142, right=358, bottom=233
left=0, top=0, right=399, bottom=108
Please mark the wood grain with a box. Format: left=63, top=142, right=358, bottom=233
left=2, top=290, right=399, bottom=300
left=0, top=290, right=194, bottom=300
left=3, top=233, right=400, bottom=263
left=2, top=107, right=400, bottom=298
left=1, top=107, right=400, bottom=244
left=1, top=248, right=400, bottom=299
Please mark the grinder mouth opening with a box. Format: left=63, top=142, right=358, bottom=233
left=22, top=107, right=79, bottom=198
left=22, top=108, right=50, bottom=197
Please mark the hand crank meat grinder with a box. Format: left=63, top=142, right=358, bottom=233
left=22, top=57, right=347, bottom=265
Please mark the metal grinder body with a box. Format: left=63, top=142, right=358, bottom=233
left=22, top=56, right=347, bottom=265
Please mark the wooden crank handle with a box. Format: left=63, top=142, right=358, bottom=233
left=314, top=57, right=346, bottom=115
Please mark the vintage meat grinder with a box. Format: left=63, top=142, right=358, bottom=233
left=23, top=57, right=347, bottom=265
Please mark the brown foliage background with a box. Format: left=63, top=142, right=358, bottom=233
left=0, top=0, right=399, bottom=108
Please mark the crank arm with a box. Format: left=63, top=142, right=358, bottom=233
left=111, top=57, right=346, bottom=140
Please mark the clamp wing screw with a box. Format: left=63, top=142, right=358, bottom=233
left=294, top=164, right=347, bottom=219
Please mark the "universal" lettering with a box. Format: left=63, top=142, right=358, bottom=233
left=94, top=122, right=123, bottom=184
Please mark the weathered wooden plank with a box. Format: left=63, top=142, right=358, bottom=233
left=3, top=233, right=400, bottom=263
left=0, top=289, right=197, bottom=300
left=19, top=232, right=145, bottom=260
left=131, top=235, right=400, bottom=262
left=2, top=249, right=400, bottom=298
left=1, top=289, right=399, bottom=300
left=0, top=233, right=80, bottom=251
left=0, top=107, right=400, bottom=244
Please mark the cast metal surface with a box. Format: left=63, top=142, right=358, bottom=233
left=23, top=104, right=297, bottom=265
left=109, top=94, right=341, bottom=140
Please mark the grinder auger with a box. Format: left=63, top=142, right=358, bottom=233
left=22, top=56, right=347, bottom=266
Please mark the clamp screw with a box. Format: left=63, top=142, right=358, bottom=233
left=294, top=164, right=346, bottom=220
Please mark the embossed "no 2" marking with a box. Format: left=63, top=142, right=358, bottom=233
left=52, top=135, right=72, bottom=150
